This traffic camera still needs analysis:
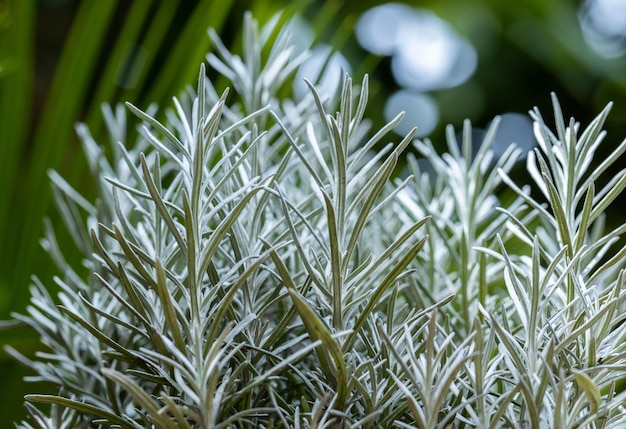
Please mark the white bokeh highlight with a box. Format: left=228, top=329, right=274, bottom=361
left=384, top=90, right=439, bottom=137
left=356, top=3, right=478, bottom=137
left=579, top=0, right=626, bottom=57
left=356, top=4, right=477, bottom=92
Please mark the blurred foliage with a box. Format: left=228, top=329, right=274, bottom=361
left=1, top=0, right=625, bottom=423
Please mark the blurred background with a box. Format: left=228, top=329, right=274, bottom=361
left=2, top=0, right=626, bottom=422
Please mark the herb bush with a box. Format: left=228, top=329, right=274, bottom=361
left=7, top=13, right=626, bottom=428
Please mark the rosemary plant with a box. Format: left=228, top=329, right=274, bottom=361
left=7, top=13, right=626, bottom=428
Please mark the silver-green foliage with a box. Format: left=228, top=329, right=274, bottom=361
left=8, top=13, right=626, bottom=428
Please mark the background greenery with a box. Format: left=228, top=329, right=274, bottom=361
left=1, top=0, right=625, bottom=423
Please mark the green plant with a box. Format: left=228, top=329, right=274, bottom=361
left=7, top=12, right=626, bottom=428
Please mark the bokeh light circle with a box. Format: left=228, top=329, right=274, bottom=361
left=384, top=90, right=439, bottom=137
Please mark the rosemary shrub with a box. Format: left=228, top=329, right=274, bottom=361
left=8, top=13, right=626, bottom=429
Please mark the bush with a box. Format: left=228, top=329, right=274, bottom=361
left=8, top=13, right=626, bottom=428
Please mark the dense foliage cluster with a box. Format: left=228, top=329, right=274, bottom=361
left=10, top=14, right=626, bottom=428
